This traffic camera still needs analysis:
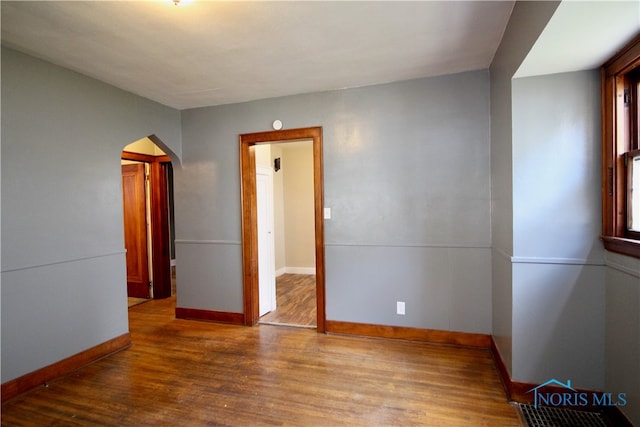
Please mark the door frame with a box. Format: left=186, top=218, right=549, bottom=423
left=239, top=126, right=326, bottom=332
left=122, top=150, right=173, bottom=299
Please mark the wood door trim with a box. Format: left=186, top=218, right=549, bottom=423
left=122, top=150, right=171, bottom=164
left=239, top=127, right=326, bottom=332
left=150, top=162, right=172, bottom=298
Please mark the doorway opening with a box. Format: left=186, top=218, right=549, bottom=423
left=255, top=141, right=316, bottom=328
left=240, top=127, right=326, bottom=332
left=121, top=136, right=176, bottom=307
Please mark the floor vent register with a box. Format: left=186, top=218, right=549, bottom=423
left=517, top=403, right=609, bottom=427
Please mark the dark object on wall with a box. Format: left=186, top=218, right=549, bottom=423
left=274, top=157, right=281, bottom=172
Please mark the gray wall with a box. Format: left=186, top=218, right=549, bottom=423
left=605, top=251, right=640, bottom=424
left=282, top=142, right=315, bottom=271
left=512, top=71, right=604, bottom=389
left=491, top=2, right=640, bottom=422
left=1, top=47, right=181, bottom=382
left=489, top=0, right=560, bottom=377
left=176, top=70, right=493, bottom=333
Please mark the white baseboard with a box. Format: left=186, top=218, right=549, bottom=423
left=276, top=267, right=316, bottom=276
left=286, top=267, right=316, bottom=275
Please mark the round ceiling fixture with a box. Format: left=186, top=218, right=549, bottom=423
left=272, top=120, right=283, bottom=130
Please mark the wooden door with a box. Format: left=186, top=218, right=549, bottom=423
left=122, top=163, right=150, bottom=298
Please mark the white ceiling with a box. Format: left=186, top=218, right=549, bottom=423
left=516, top=0, right=640, bottom=78
left=1, top=1, right=515, bottom=110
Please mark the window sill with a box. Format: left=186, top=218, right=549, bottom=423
left=601, top=236, right=640, bottom=259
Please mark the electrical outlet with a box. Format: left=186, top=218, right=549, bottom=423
left=397, top=301, right=405, bottom=315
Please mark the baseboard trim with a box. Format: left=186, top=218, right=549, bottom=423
left=175, top=307, right=244, bottom=325
left=276, top=267, right=316, bottom=276
left=1, top=333, right=131, bottom=403
left=490, top=337, right=515, bottom=399
left=490, top=337, right=634, bottom=425
left=326, top=320, right=491, bottom=348
left=490, top=336, right=591, bottom=404
left=602, top=406, right=636, bottom=427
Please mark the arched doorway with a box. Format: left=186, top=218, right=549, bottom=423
left=121, top=136, right=176, bottom=301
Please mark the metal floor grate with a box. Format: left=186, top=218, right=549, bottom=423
left=518, top=403, right=608, bottom=427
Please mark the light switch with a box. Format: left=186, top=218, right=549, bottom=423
left=324, top=207, right=331, bottom=219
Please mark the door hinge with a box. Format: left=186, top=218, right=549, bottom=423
left=624, top=88, right=631, bottom=105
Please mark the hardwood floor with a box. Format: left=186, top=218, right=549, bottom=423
left=127, top=297, right=149, bottom=308
left=1, top=297, right=523, bottom=426
left=260, top=274, right=316, bottom=327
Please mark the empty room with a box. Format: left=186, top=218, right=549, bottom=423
left=2, top=1, right=639, bottom=426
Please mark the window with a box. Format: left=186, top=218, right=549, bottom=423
left=602, top=34, right=640, bottom=258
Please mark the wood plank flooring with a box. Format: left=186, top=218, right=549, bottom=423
left=259, top=274, right=316, bottom=327
left=127, top=297, right=149, bottom=308
left=1, top=296, right=522, bottom=426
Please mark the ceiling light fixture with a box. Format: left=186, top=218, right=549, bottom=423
left=170, top=0, right=195, bottom=7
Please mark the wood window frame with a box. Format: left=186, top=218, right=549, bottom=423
left=602, top=33, right=640, bottom=259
